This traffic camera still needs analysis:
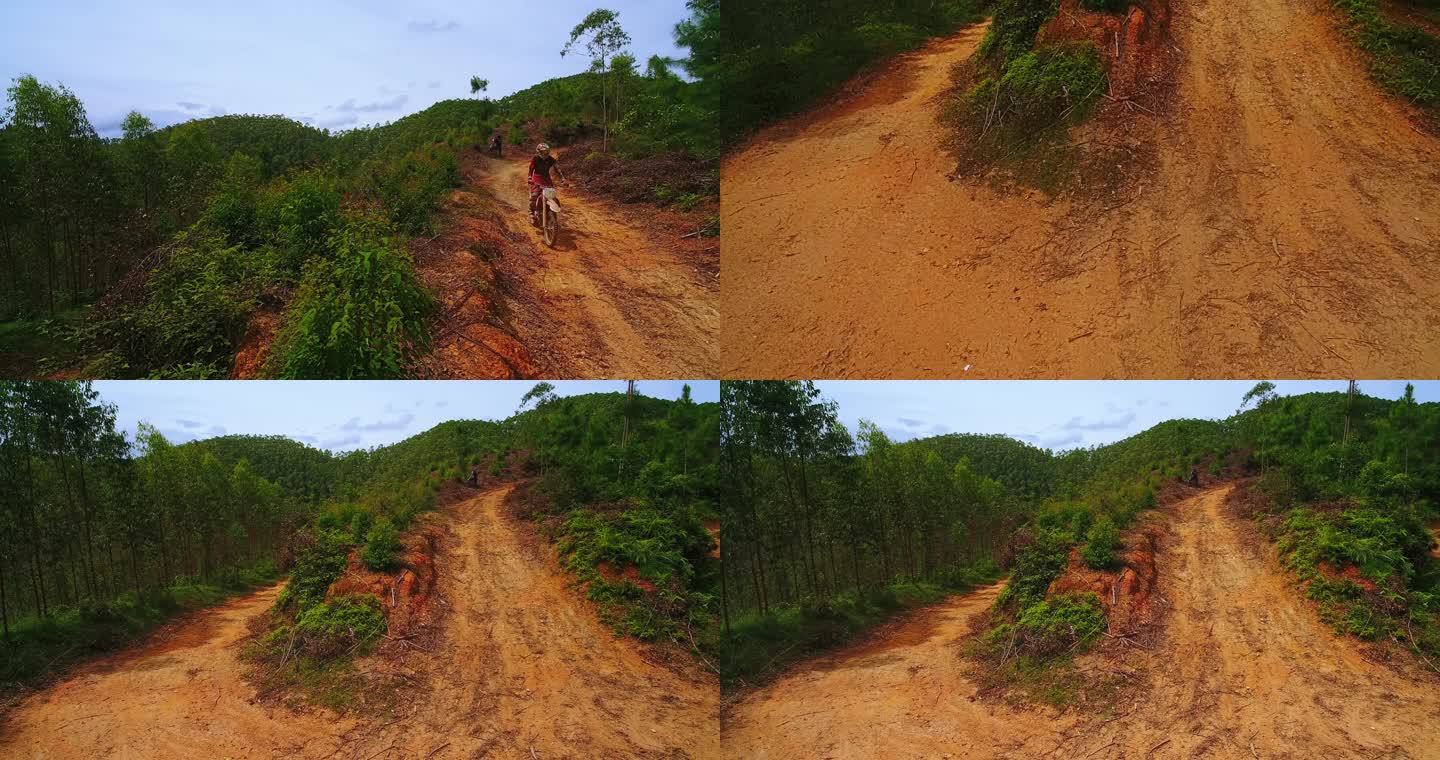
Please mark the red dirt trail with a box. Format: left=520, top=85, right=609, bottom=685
left=0, top=485, right=717, bottom=759
left=476, top=153, right=718, bottom=378
left=723, top=486, right=1440, bottom=758
left=721, top=0, right=1440, bottom=379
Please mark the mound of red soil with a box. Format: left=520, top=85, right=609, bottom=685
left=326, top=526, right=441, bottom=640
left=1039, top=0, right=1177, bottom=104
left=1049, top=520, right=1165, bottom=636
left=409, top=148, right=540, bottom=379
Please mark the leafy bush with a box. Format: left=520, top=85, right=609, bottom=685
left=1012, top=592, right=1106, bottom=656
left=290, top=594, right=387, bottom=658
left=1081, top=516, right=1121, bottom=569
left=361, top=517, right=402, bottom=571
left=997, top=528, right=1072, bottom=610
left=979, top=0, right=1062, bottom=63
left=971, top=43, right=1107, bottom=128
left=269, top=215, right=435, bottom=379
left=372, top=146, right=460, bottom=233
left=264, top=170, right=342, bottom=269
left=92, top=230, right=274, bottom=377
left=276, top=529, right=350, bottom=613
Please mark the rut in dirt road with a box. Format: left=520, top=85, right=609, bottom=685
left=723, top=485, right=1440, bottom=759
left=2, top=485, right=718, bottom=760
left=475, top=154, right=718, bottom=378
left=721, top=1, right=1440, bottom=379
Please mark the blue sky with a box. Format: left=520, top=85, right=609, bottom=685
left=1, top=0, right=691, bottom=136
left=815, top=381, right=1440, bottom=451
left=93, top=380, right=717, bottom=452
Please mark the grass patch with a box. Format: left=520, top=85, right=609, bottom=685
left=0, top=560, right=280, bottom=693
left=720, top=561, right=1000, bottom=689
left=947, top=42, right=1107, bottom=192
left=1332, top=0, right=1440, bottom=107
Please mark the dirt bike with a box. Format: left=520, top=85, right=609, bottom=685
left=488, top=140, right=502, bottom=157
left=537, top=186, right=561, bottom=247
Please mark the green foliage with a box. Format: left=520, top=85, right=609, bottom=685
left=971, top=43, right=1106, bottom=127
left=1012, top=591, right=1106, bottom=655
left=1330, top=0, right=1440, bottom=107
left=90, top=230, right=270, bottom=378
left=291, top=594, right=387, bottom=658
left=1079, top=0, right=1127, bottom=12
left=1081, top=516, right=1121, bottom=569
left=361, top=517, right=402, bottom=571
left=264, top=170, right=342, bottom=269
left=269, top=215, right=436, bottom=379
left=997, top=529, right=1073, bottom=610
left=276, top=529, right=351, bottom=613
left=978, top=0, right=1062, bottom=63
left=368, top=146, right=460, bottom=234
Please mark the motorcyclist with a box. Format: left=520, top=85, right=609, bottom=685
left=527, top=143, right=565, bottom=227
left=489, top=135, right=503, bottom=157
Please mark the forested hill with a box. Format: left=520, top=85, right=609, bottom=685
left=1, top=383, right=720, bottom=690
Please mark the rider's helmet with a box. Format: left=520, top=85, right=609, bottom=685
left=537, top=143, right=550, bottom=154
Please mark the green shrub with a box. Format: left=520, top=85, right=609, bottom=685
left=269, top=215, right=435, bottom=379
left=276, top=529, right=351, bottom=613
left=508, top=123, right=527, bottom=146
left=1079, top=0, right=1127, bottom=11
left=292, top=594, right=387, bottom=658
left=979, top=0, right=1062, bottom=63
left=1081, top=516, right=1121, bottom=569
left=266, top=170, right=342, bottom=269
left=95, top=230, right=270, bottom=376
left=974, top=43, right=1107, bottom=127
left=1013, top=592, right=1106, bottom=656
left=361, top=517, right=402, bottom=571
left=997, top=528, right=1072, bottom=610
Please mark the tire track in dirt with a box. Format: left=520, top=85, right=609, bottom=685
left=477, top=154, right=718, bottom=378
left=721, top=1, right=1440, bottom=379
left=723, top=486, right=1440, bottom=758
left=1, top=486, right=718, bottom=759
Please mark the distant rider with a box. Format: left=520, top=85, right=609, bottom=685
left=489, top=135, right=503, bottom=157
left=527, top=143, right=565, bottom=227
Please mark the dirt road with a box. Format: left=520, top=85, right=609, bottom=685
left=391, top=485, right=719, bottom=759
left=478, top=154, right=718, bottom=378
left=0, top=585, right=364, bottom=758
left=723, top=486, right=1440, bottom=758
left=1, top=486, right=717, bottom=759
left=721, top=2, right=1440, bottom=378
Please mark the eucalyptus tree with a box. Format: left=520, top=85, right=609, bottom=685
left=562, top=8, right=632, bottom=151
